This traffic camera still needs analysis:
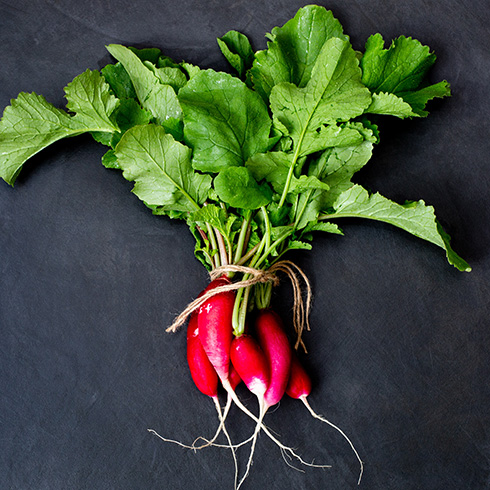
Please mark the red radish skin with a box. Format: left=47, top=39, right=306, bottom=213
left=230, top=333, right=271, bottom=489
left=286, top=352, right=312, bottom=399
left=198, top=276, right=235, bottom=382
left=186, top=314, right=218, bottom=398
left=228, top=364, right=242, bottom=391
left=230, top=334, right=269, bottom=398
left=254, top=309, right=292, bottom=408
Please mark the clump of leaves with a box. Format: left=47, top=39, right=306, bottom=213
left=0, top=5, right=470, bottom=333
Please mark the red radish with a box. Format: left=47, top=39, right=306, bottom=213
left=230, top=334, right=269, bottom=398
left=228, top=363, right=242, bottom=391
left=194, top=283, right=329, bottom=486
left=286, top=352, right=312, bottom=399
left=230, top=333, right=271, bottom=489
left=198, top=276, right=235, bottom=382
left=186, top=314, right=218, bottom=398
left=183, top=308, right=239, bottom=488
left=254, top=309, right=292, bottom=408
left=286, top=353, right=364, bottom=485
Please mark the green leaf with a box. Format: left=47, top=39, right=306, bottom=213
left=303, top=221, right=343, bottom=235
left=365, top=92, right=418, bottom=118
left=287, top=240, right=312, bottom=251
left=292, top=138, right=374, bottom=229
left=92, top=98, right=152, bottom=148
left=313, top=138, right=374, bottom=207
left=65, top=69, right=119, bottom=131
left=106, top=44, right=183, bottom=138
left=180, top=62, right=201, bottom=79
left=324, top=184, right=470, bottom=271
left=101, top=62, right=137, bottom=99
left=157, top=55, right=181, bottom=69
left=214, top=166, right=272, bottom=209
left=189, top=221, right=214, bottom=271
left=192, top=204, right=237, bottom=246
left=0, top=70, right=119, bottom=185
left=146, top=64, right=188, bottom=92
left=399, top=81, right=451, bottom=117
left=267, top=201, right=291, bottom=226
left=217, top=30, right=254, bottom=79
left=101, top=149, right=119, bottom=169
left=436, top=222, right=472, bottom=272
left=268, top=225, right=295, bottom=256
left=193, top=203, right=226, bottom=225
left=246, top=151, right=328, bottom=197
left=178, top=69, right=272, bottom=172
left=251, top=5, right=348, bottom=100
left=129, top=46, right=162, bottom=64
left=111, top=98, right=152, bottom=146
left=360, top=34, right=451, bottom=116
left=114, top=124, right=211, bottom=214
left=270, top=37, right=372, bottom=159
left=246, top=151, right=292, bottom=192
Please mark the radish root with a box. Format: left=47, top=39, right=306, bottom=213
left=237, top=399, right=266, bottom=490
left=301, top=396, right=364, bottom=485
left=147, top=395, right=239, bottom=489
left=221, top=380, right=332, bottom=471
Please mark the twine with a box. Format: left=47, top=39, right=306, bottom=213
left=166, top=261, right=312, bottom=352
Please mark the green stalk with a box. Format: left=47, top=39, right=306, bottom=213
left=214, top=227, right=229, bottom=267
left=236, top=242, right=260, bottom=266
left=254, top=231, right=292, bottom=269
left=232, top=232, right=268, bottom=336
left=205, top=223, right=220, bottom=269
left=278, top=145, right=301, bottom=207
left=233, top=211, right=252, bottom=264
left=293, top=189, right=314, bottom=231
left=261, top=206, right=271, bottom=254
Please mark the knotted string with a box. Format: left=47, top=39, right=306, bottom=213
left=166, top=261, right=312, bottom=352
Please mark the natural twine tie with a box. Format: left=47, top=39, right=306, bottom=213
left=166, top=260, right=312, bottom=352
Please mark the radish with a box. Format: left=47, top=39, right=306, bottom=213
left=230, top=334, right=269, bottom=398
left=285, top=352, right=312, bottom=399
left=187, top=313, right=218, bottom=398
left=198, top=276, right=235, bottom=382
left=254, top=309, right=292, bottom=409
left=187, top=313, right=229, bottom=448
left=286, top=353, right=364, bottom=485
left=230, top=333, right=270, bottom=488
left=228, top=364, right=242, bottom=390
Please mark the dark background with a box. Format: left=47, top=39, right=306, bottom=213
left=1, top=1, right=489, bottom=489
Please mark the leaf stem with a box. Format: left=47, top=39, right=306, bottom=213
left=214, top=227, right=229, bottom=267
left=236, top=242, right=260, bottom=266
left=205, top=223, right=220, bottom=269
left=233, top=211, right=252, bottom=264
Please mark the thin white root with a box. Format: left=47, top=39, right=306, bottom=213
left=221, top=380, right=331, bottom=470
left=147, top=428, right=197, bottom=450
left=198, top=434, right=255, bottom=450
left=148, top=397, right=239, bottom=490
left=214, top=396, right=239, bottom=490
left=301, top=396, right=364, bottom=485
left=192, top=395, right=233, bottom=449
left=237, top=399, right=266, bottom=490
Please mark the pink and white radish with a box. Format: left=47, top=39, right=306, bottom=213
left=254, top=309, right=292, bottom=409
left=230, top=333, right=270, bottom=488
left=187, top=313, right=219, bottom=398
left=198, top=276, right=235, bottom=383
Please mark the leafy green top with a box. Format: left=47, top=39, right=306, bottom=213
left=0, top=4, right=470, bottom=330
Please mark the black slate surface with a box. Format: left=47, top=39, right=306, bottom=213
left=1, top=1, right=489, bottom=489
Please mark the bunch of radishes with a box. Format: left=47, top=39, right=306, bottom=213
left=176, top=275, right=363, bottom=488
